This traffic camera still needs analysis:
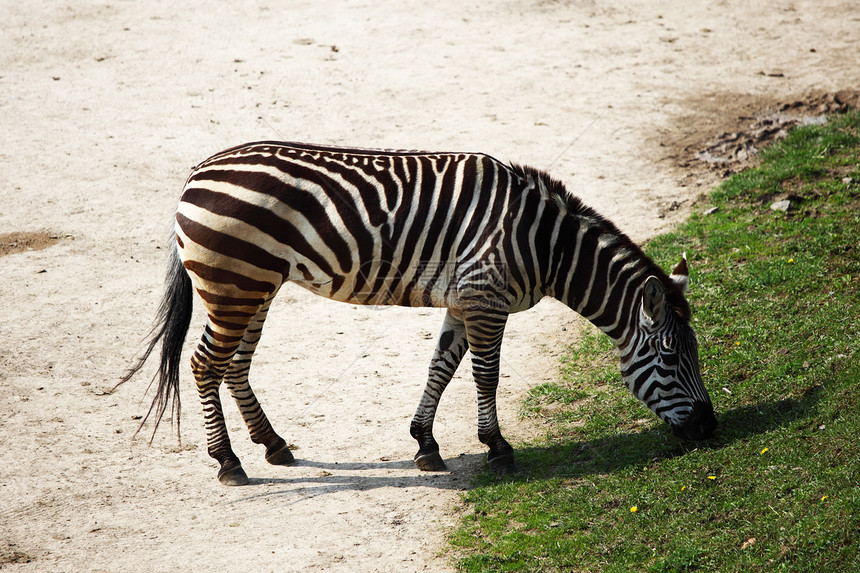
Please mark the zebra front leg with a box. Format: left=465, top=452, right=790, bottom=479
left=464, top=307, right=515, bottom=474
left=223, top=294, right=294, bottom=467
left=411, top=310, right=469, bottom=471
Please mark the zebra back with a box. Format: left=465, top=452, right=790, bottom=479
left=180, top=142, right=543, bottom=311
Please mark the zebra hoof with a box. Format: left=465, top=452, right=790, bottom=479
left=218, top=465, right=250, bottom=486
left=265, top=442, right=295, bottom=466
left=414, top=451, right=447, bottom=472
left=487, top=451, right=516, bottom=474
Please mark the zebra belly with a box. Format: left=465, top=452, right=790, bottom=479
left=288, top=256, right=507, bottom=310
left=293, top=280, right=449, bottom=308
left=289, top=265, right=458, bottom=308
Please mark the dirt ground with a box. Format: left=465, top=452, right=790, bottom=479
left=1, top=1, right=857, bottom=571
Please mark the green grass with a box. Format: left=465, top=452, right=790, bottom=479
left=449, top=111, right=860, bottom=572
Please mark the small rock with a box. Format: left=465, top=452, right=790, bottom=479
left=842, top=176, right=854, bottom=186
left=770, top=199, right=793, bottom=212
left=703, top=207, right=720, bottom=215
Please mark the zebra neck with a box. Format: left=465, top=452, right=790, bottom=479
left=550, top=217, right=652, bottom=345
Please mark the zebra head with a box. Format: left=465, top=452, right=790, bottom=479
left=620, top=255, right=717, bottom=441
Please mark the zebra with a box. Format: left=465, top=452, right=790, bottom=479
left=120, top=141, right=717, bottom=486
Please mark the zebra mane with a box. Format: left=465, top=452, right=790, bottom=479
left=510, top=163, right=692, bottom=321
left=509, top=162, right=631, bottom=239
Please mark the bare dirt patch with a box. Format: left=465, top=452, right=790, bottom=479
left=0, top=232, right=67, bottom=257
left=0, top=542, right=34, bottom=568
left=0, top=541, right=35, bottom=567
left=657, top=91, right=860, bottom=182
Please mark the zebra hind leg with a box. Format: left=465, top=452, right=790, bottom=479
left=190, top=338, right=247, bottom=486
left=410, top=310, right=469, bottom=471
left=190, top=299, right=276, bottom=486
left=223, top=293, right=294, bottom=467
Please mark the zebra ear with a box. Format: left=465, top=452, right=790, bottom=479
left=670, top=252, right=690, bottom=294
left=642, top=276, right=666, bottom=324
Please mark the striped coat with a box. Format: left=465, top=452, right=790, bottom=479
left=121, top=141, right=716, bottom=485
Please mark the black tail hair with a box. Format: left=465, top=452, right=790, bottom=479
left=115, top=244, right=193, bottom=441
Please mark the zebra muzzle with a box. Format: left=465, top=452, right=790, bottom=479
left=671, top=401, right=717, bottom=441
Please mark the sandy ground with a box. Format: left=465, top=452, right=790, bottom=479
left=1, top=1, right=858, bottom=571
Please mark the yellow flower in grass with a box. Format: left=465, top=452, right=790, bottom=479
left=760, top=447, right=769, bottom=455
left=708, top=475, right=717, bottom=480
left=630, top=506, right=638, bottom=513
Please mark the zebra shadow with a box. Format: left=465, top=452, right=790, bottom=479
left=230, top=385, right=824, bottom=501
left=229, top=452, right=489, bottom=504
left=506, top=384, right=825, bottom=479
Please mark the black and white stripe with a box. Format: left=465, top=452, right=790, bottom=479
left=122, top=141, right=716, bottom=485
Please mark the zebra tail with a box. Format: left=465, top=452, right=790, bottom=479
left=115, top=243, right=193, bottom=443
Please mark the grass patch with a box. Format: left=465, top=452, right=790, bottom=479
left=449, top=111, right=860, bottom=571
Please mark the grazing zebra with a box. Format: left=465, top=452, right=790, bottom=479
left=120, top=141, right=717, bottom=486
